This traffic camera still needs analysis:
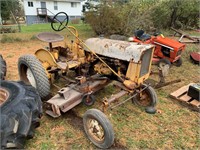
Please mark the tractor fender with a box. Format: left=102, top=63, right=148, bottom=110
left=35, top=49, right=57, bottom=67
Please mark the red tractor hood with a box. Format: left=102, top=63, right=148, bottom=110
left=153, top=36, right=185, bottom=50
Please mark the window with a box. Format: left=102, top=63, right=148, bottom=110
left=28, top=1, right=33, bottom=7
left=54, top=1, right=58, bottom=10
left=71, top=2, right=77, bottom=8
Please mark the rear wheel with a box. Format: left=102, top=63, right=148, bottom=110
left=0, top=55, right=6, bottom=80
left=18, top=54, right=50, bottom=98
left=83, top=109, right=114, bottom=148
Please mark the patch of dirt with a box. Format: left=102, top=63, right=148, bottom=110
left=63, top=110, right=84, bottom=131
left=0, top=40, right=63, bottom=80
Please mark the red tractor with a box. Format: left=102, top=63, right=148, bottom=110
left=129, top=30, right=186, bottom=68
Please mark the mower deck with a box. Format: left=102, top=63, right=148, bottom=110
left=46, top=76, right=110, bottom=118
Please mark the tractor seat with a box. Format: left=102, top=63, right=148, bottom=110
left=134, top=30, right=151, bottom=41
left=36, top=32, right=64, bottom=43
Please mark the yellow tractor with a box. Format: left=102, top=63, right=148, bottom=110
left=18, top=12, right=158, bottom=149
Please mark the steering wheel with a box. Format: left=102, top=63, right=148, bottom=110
left=51, top=12, right=69, bottom=31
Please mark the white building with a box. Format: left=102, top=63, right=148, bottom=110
left=23, top=0, right=84, bottom=24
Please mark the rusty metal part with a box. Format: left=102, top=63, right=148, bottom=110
left=36, top=32, right=64, bottom=51
left=75, top=76, right=87, bottom=84
left=66, top=28, right=125, bottom=81
left=150, top=70, right=181, bottom=89
left=94, top=62, right=112, bottom=75
left=123, top=80, right=137, bottom=90
left=105, top=85, right=149, bottom=110
left=171, top=27, right=200, bottom=43
left=84, top=38, right=154, bottom=63
left=36, top=32, right=64, bottom=43
left=103, top=90, right=128, bottom=108
left=46, top=77, right=110, bottom=118
left=0, top=88, right=9, bottom=106
left=35, top=49, right=57, bottom=67
left=87, top=118, right=105, bottom=142
left=155, top=79, right=181, bottom=89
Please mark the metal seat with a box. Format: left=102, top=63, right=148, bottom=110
left=36, top=32, right=64, bottom=43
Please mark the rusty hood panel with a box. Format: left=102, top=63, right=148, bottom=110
left=84, top=38, right=154, bottom=63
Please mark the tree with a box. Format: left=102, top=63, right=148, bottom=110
left=0, top=0, right=24, bottom=23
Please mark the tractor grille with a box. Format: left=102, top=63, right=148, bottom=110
left=139, top=48, right=153, bottom=77
left=177, top=49, right=182, bottom=56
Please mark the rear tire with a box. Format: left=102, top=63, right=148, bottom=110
left=83, top=109, right=114, bottom=148
left=0, top=55, right=7, bottom=80
left=18, top=54, right=50, bottom=98
left=0, top=80, right=42, bottom=149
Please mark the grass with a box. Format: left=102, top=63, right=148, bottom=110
left=1, top=23, right=200, bottom=149
left=0, top=23, right=94, bottom=43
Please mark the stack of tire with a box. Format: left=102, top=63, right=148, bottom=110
left=0, top=55, right=43, bottom=149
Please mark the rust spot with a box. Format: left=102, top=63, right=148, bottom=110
left=104, top=44, right=109, bottom=48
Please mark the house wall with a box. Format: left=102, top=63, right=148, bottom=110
left=23, top=0, right=82, bottom=24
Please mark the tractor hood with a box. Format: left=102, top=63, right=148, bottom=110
left=84, top=38, right=154, bottom=63
left=153, top=36, right=185, bottom=50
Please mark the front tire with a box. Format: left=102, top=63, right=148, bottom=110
left=173, top=58, right=182, bottom=67
left=83, top=109, right=114, bottom=148
left=18, top=54, right=50, bottom=98
left=133, top=84, right=157, bottom=114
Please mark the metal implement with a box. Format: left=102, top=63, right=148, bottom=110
left=46, top=75, right=110, bottom=118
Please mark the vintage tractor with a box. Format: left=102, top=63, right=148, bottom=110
left=128, top=29, right=186, bottom=69
left=18, top=12, right=158, bottom=148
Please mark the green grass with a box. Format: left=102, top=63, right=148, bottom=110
left=0, top=23, right=94, bottom=43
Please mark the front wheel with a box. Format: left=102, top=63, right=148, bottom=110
left=83, top=109, right=114, bottom=149
left=173, top=58, right=182, bottom=67
left=133, top=84, right=157, bottom=114
left=18, top=54, right=50, bottom=98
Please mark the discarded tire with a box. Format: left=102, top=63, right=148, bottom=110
left=18, top=54, right=50, bottom=98
left=83, top=109, right=114, bottom=149
left=0, top=80, right=43, bottom=149
left=0, top=55, right=7, bottom=80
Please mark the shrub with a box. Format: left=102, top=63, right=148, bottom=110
left=84, top=0, right=199, bottom=36
left=1, top=34, right=22, bottom=43
left=71, top=18, right=80, bottom=24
